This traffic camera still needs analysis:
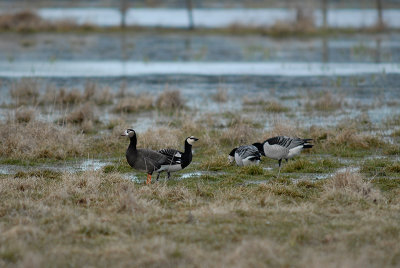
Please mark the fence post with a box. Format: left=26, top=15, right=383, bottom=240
left=186, top=0, right=194, bottom=30
left=322, top=0, right=328, bottom=29
left=120, top=0, right=128, bottom=29
left=376, top=0, right=384, bottom=29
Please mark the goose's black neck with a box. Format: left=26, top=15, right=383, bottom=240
left=184, top=140, right=192, bottom=153
left=181, top=140, right=193, bottom=169
left=252, top=142, right=265, bottom=156
left=128, top=135, right=137, bottom=150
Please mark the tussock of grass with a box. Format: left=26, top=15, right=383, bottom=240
left=113, top=95, right=154, bottom=113
left=0, top=120, right=85, bottom=160
left=243, top=97, right=289, bottom=113
left=137, top=127, right=182, bottom=150
left=263, top=119, right=300, bottom=138
left=218, top=115, right=260, bottom=146
left=10, top=78, right=39, bottom=106
left=305, top=91, right=343, bottom=112
left=0, top=10, right=85, bottom=32
left=41, top=87, right=82, bottom=105
left=155, top=90, right=185, bottom=110
left=65, top=102, right=98, bottom=124
left=212, top=87, right=228, bottom=103
left=322, top=170, right=382, bottom=202
left=199, top=155, right=230, bottom=171
left=310, top=126, right=386, bottom=155
left=14, top=106, right=36, bottom=123
left=41, top=83, right=114, bottom=106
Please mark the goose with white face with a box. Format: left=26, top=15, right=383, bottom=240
left=186, top=136, right=199, bottom=145
left=121, top=129, right=135, bottom=137
left=156, top=136, right=199, bottom=180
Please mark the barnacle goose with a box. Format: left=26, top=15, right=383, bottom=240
left=228, top=144, right=262, bottom=166
left=156, top=136, right=199, bottom=180
left=253, top=136, right=313, bottom=176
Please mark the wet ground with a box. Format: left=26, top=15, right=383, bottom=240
left=19, top=8, right=400, bottom=28
left=0, top=32, right=399, bottom=178
left=1, top=32, right=400, bottom=62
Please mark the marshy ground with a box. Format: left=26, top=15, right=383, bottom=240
left=0, top=30, right=399, bottom=267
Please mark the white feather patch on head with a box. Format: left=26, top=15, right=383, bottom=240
left=127, top=129, right=135, bottom=137
left=187, top=136, right=198, bottom=145
left=228, top=155, right=235, bottom=163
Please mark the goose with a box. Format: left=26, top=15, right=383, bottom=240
left=228, top=144, right=262, bottom=166
left=156, top=136, right=199, bottom=180
left=121, top=129, right=170, bottom=185
left=252, top=136, right=313, bottom=176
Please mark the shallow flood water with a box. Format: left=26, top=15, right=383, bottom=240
left=1, top=61, right=399, bottom=77
left=32, top=8, right=400, bottom=28
left=0, top=31, right=399, bottom=179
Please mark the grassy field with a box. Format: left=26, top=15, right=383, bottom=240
left=0, top=77, right=399, bottom=267
left=1, top=169, right=399, bottom=267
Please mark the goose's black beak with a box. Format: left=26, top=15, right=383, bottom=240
left=194, top=138, right=199, bottom=141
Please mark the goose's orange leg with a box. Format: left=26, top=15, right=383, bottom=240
left=146, top=174, right=152, bottom=185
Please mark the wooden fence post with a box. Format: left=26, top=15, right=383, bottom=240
left=186, top=0, right=194, bottom=30
left=376, top=0, right=384, bottom=29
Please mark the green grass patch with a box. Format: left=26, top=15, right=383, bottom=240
left=238, top=165, right=264, bottom=175
left=371, top=177, right=400, bottom=192
left=103, top=161, right=132, bottom=173
left=14, top=169, right=62, bottom=180
left=282, top=158, right=342, bottom=173
left=199, top=155, right=231, bottom=171
left=360, top=158, right=400, bottom=176
left=384, top=145, right=400, bottom=156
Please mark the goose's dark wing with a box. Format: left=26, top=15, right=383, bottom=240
left=139, top=149, right=170, bottom=172
left=236, top=145, right=261, bottom=160
left=265, top=136, right=312, bottom=150
left=158, top=148, right=183, bottom=165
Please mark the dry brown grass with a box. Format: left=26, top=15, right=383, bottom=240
left=156, top=90, right=185, bottom=110
left=41, top=86, right=82, bottom=105
left=309, top=125, right=385, bottom=152
left=0, top=120, right=85, bottom=160
left=137, top=127, right=182, bottom=150
left=0, top=10, right=83, bottom=32
left=10, top=78, right=39, bottom=106
left=218, top=115, right=260, bottom=146
left=113, top=95, right=154, bottom=113
left=0, top=169, right=398, bottom=268
left=41, top=83, right=114, bottom=106
left=65, top=102, right=98, bottom=124
left=322, top=170, right=382, bottom=202
left=305, top=91, right=344, bottom=112
left=14, top=106, right=36, bottom=123
left=212, top=87, right=228, bottom=103
left=242, top=97, right=289, bottom=113
left=0, top=11, right=45, bottom=31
